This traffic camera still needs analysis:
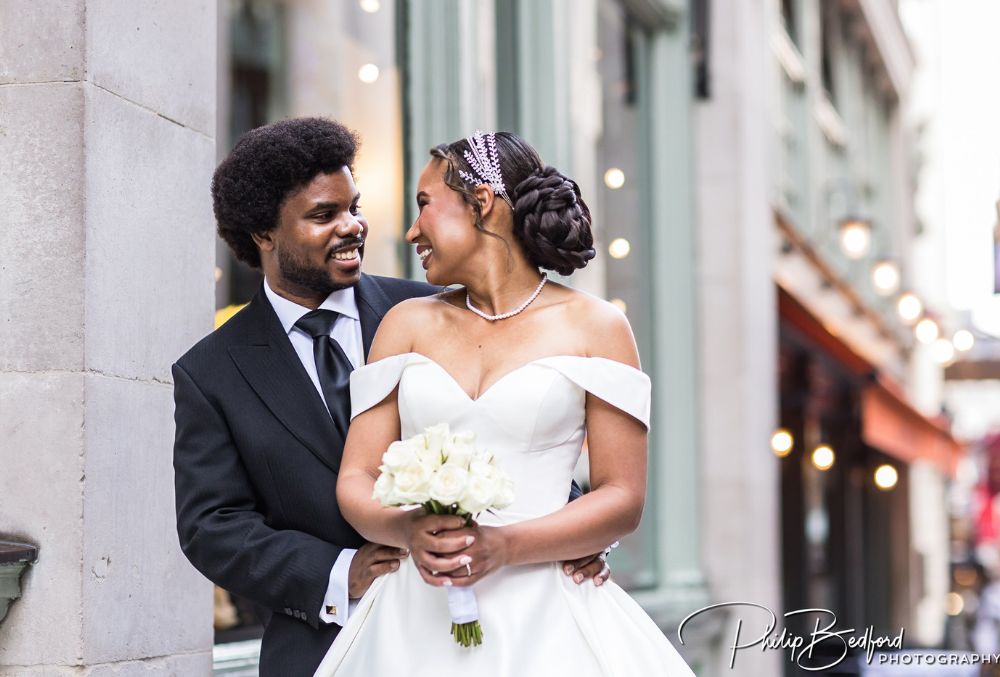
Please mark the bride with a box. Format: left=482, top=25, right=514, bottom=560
left=315, top=131, right=694, bottom=675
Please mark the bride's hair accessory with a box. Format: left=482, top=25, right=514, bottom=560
left=458, top=130, right=515, bottom=211
left=465, top=273, right=548, bottom=322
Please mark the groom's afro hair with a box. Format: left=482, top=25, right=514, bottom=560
left=212, top=117, right=360, bottom=268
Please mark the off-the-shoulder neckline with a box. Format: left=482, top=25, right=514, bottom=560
left=357, top=352, right=647, bottom=403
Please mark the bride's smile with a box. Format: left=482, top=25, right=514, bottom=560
left=406, top=157, right=507, bottom=289
left=406, top=156, right=551, bottom=317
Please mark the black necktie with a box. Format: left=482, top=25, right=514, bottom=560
left=294, top=309, right=353, bottom=437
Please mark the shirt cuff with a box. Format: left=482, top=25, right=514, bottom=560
left=319, top=548, right=357, bottom=626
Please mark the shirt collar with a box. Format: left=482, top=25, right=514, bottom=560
left=264, top=277, right=360, bottom=336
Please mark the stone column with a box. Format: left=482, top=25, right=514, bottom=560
left=0, top=2, right=216, bottom=674
left=694, top=0, right=783, bottom=674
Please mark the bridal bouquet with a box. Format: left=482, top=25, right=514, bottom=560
left=372, top=423, right=514, bottom=647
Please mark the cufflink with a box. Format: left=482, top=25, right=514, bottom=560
left=326, top=604, right=338, bottom=616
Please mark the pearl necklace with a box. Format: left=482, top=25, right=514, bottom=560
left=465, top=274, right=548, bottom=321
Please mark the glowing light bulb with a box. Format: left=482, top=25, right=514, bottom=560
left=608, top=238, right=631, bottom=259
left=953, top=330, right=974, bottom=352
left=931, top=338, right=956, bottom=365
left=871, top=260, right=900, bottom=295
left=874, top=464, right=898, bottom=490
left=915, top=317, right=939, bottom=344
left=812, top=445, right=835, bottom=471
left=358, top=64, right=380, bottom=83
left=771, top=429, right=794, bottom=457
left=896, top=293, right=922, bottom=325
left=603, top=168, right=625, bottom=190
left=839, top=219, right=871, bottom=259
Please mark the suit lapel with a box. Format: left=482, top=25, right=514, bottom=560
left=355, top=274, right=394, bottom=361
left=228, top=288, right=346, bottom=473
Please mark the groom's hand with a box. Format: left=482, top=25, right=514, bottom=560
left=347, top=542, right=409, bottom=598
left=562, top=551, right=612, bottom=586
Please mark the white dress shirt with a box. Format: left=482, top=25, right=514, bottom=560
left=263, top=278, right=361, bottom=627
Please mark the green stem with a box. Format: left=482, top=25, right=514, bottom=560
left=450, top=621, right=483, bottom=647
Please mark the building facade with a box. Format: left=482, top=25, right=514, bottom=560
left=0, top=1, right=969, bottom=675
left=211, top=0, right=968, bottom=675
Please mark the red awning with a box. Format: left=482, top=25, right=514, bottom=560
left=779, top=287, right=963, bottom=477
left=861, top=375, right=962, bottom=477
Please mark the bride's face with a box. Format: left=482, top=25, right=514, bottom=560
left=406, top=159, right=482, bottom=285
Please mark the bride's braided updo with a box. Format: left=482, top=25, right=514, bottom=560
left=430, top=132, right=596, bottom=276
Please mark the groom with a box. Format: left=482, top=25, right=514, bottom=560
left=172, top=117, right=610, bottom=675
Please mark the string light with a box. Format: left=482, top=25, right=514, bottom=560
left=915, top=317, right=940, bottom=344
left=838, top=218, right=871, bottom=259
left=953, top=330, right=975, bottom=352
left=812, top=445, right=835, bottom=471
left=608, top=238, right=631, bottom=259
left=358, top=64, right=380, bottom=83
left=874, top=464, right=898, bottom=490
left=931, top=338, right=956, bottom=365
left=896, top=293, right=922, bottom=325
left=871, top=260, right=900, bottom=295
left=771, top=429, right=794, bottom=457
left=603, top=168, right=625, bottom=190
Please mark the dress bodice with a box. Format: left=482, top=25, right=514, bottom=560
left=320, top=354, right=694, bottom=677
left=350, top=353, right=651, bottom=522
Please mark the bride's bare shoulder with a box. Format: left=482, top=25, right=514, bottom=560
left=367, top=290, right=462, bottom=361
left=384, top=288, right=463, bottom=323
left=554, top=286, right=640, bottom=368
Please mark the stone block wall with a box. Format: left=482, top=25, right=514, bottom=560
left=0, top=2, right=217, bottom=673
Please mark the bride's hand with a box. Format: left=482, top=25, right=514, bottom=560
left=422, top=522, right=509, bottom=588
left=401, top=512, right=479, bottom=586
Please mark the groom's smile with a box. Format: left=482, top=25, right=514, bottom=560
left=256, top=167, right=368, bottom=308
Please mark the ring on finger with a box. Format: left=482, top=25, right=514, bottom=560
left=465, top=563, right=472, bottom=577
left=599, top=564, right=610, bottom=579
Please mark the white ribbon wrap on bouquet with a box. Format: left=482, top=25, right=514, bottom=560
left=446, top=586, right=479, bottom=624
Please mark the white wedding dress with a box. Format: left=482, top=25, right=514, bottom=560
left=314, top=352, right=695, bottom=676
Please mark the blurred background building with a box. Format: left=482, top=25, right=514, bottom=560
left=3, top=0, right=998, bottom=676
left=206, top=0, right=998, bottom=675
left=206, top=1, right=990, bottom=675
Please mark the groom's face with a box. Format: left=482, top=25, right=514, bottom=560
left=260, top=167, right=367, bottom=302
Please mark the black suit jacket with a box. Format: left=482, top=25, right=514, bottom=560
left=172, top=274, right=438, bottom=676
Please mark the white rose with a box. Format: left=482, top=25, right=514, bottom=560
left=381, top=439, right=421, bottom=471
left=424, top=423, right=451, bottom=458
left=392, top=462, right=433, bottom=505
left=494, top=477, right=515, bottom=509
left=468, top=458, right=497, bottom=481
left=415, top=441, right=443, bottom=468
left=460, top=473, right=499, bottom=514
left=471, top=448, right=494, bottom=466
left=372, top=472, right=396, bottom=505
left=428, top=465, right=469, bottom=506
left=444, top=431, right=477, bottom=468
